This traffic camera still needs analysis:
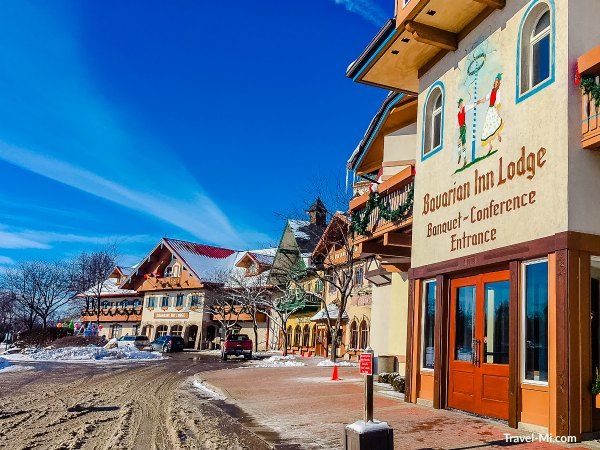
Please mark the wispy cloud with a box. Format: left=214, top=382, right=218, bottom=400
left=0, top=3, right=261, bottom=250
left=332, top=0, right=388, bottom=25
left=0, top=256, right=15, bottom=265
left=0, top=224, right=150, bottom=250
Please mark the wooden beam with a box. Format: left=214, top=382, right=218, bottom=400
left=384, top=232, right=412, bottom=248
left=405, top=21, right=458, bottom=51
left=472, top=0, right=505, bottom=9
left=360, top=241, right=411, bottom=258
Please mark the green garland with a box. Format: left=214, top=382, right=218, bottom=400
left=581, top=76, right=600, bottom=108
left=350, top=185, right=414, bottom=236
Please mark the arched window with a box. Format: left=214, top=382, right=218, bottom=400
left=171, top=325, right=183, bottom=336
left=294, top=325, right=302, bottom=347
left=102, top=300, right=109, bottom=309
left=350, top=321, right=359, bottom=349
left=517, top=1, right=554, bottom=102
left=172, top=263, right=180, bottom=278
left=359, top=320, right=369, bottom=350
left=156, top=325, right=168, bottom=337
left=286, top=326, right=293, bottom=347
left=302, top=324, right=310, bottom=347
left=422, top=83, right=444, bottom=159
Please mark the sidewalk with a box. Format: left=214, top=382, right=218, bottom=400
left=199, top=358, right=589, bottom=449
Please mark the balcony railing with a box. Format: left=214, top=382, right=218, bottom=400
left=582, top=76, right=600, bottom=150
left=81, top=307, right=143, bottom=321
left=349, top=166, right=414, bottom=241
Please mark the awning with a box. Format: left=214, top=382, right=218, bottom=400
left=310, top=304, right=349, bottom=322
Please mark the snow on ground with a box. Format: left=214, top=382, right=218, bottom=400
left=316, top=359, right=358, bottom=367
left=247, top=354, right=306, bottom=368
left=0, top=356, right=33, bottom=374
left=3, top=346, right=163, bottom=363
left=192, top=379, right=227, bottom=400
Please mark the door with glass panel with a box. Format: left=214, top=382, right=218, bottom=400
left=448, top=271, right=510, bottom=420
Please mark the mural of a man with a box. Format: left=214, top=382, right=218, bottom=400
left=457, top=98, right=476, bottom=167
left=479, top=73, right=504, bottom=153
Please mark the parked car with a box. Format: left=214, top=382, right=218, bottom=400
left=117, top=335, right=150, bottom=350
left=221, top=334, right=252, bottom=360
left=151, top=335, right=185, bottom=353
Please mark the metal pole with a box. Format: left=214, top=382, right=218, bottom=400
left=364, top=346, right=374, bottom=422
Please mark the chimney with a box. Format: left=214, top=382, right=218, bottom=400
left=307, top=197, right=327, bottom=227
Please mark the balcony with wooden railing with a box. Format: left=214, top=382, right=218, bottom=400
left=81, top=307, right=143, bottom=323
left=579, top=46, right=600, bottom=150
left=349, top=165, right=414, bottom=245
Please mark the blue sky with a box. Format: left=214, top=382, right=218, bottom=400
left=0, top=0, right=390, bottom=267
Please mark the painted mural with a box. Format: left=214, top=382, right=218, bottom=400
left=455, top=35, right=505, bottom=174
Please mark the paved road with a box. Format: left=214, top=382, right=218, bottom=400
left=0, top=353, right=278, bottom=450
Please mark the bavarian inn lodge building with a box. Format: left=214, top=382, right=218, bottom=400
left=346, top=0, right=600, bottom=440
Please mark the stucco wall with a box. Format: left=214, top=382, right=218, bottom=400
left=412, top=0, right=569, bottom=268
left=370, top=272, right=409, bottom=373
left=567, top=0, right=600, bottom=234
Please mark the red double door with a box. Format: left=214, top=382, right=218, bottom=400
left=448, top=271, right=510, bottom=420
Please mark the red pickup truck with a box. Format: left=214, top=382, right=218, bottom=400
left=221, top=334, right=253, bottom=360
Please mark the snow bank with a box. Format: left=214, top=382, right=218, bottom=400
left=316, top=359, right=358, bottom=367
left=0, top=356, right=33, bottom=373
left=193, top=379, right=227, bottom=400
left=5, top=346, right=163, bottom=363
left=346, top=420, right=390, bottom=434
left=248, top=354, right=306, bottom=368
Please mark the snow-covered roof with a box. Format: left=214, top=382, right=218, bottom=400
left=163, top=238, right=241, bottom=283
left=310, top=304, right=349, bottom=322
left=83, top=278, right=139, bottom=298
left=288, top=219, right=324, bottom=256
left=116, top=266, right=134, bottom=277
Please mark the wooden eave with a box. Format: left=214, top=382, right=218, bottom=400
left=579, top=44, right=600, bottom=76
left=348, top=0, right=504, bottom=93
left=355, top=98, right=419, bottom=176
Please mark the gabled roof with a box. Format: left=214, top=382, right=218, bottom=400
left=83, top=278, right=139, bottom=298
left=116, top=266, right=134, bottom=277
left=162, top=238, right=239, bottom=283
left=288, top=219, right=324, bottom=257
left=312, top=213, right=349, bottom=261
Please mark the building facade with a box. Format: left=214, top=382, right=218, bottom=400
left=80, top=266, right=143, bottom=339
left=347, top=0, right=600, bottom=439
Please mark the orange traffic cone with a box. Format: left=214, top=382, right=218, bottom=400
left=331, top=364, right=339, bottom=381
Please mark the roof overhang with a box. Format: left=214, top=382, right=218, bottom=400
left=348, top=93, right=418, bottom=175
left=347, top=0, right=504, bottom=93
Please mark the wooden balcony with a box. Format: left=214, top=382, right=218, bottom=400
left=81, top=307, right=142, bottom=323
left=350, top=166, right=414, bottom=245
left=582, top=81, right=600, bottom=150
left=579, top=46, right=600, bottom=150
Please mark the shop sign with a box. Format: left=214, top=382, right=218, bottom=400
left=154, top=312, right=189, bottom=319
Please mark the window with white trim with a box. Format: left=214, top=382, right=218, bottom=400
left=519, top=3, right=552, bottom=96
left=421, top=280, right=436, bottom=370
left=423, top=87, right=444, bottom=156
left=522, top=259, right=548, bottom=383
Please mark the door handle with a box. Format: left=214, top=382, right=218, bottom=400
left=472, top=339, right=480, bottom=366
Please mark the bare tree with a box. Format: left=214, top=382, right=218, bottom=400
left=225, top=270, right=273, bottom=352
left=204, top=287, right=245, bottom=341
left=71, top=248, right=117, bottom=326
left=309, top=213, right=363, bottom=362
left=2, top=262, right=42, bottom=331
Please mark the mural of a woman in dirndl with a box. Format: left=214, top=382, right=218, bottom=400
left=479, top=73, right=504, bottom=153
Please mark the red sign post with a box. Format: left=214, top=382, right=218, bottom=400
left=359, top=352, right=373, bottom=375
left=360, top=349, right=374, bottom=422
